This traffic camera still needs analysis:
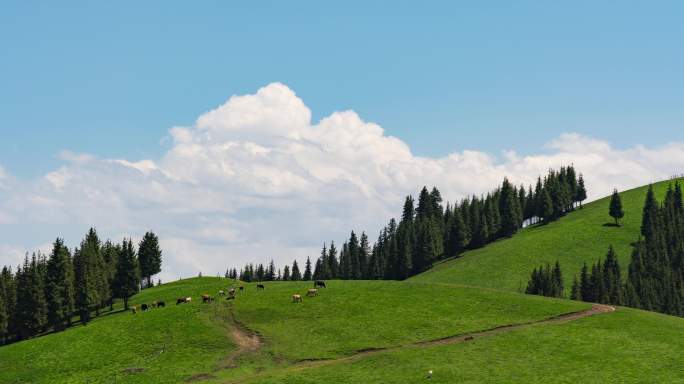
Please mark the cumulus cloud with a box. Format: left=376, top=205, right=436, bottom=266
left=1, top=82, right=683, bottom=281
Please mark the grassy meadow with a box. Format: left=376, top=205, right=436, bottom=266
left=250, top=306, right=684, bottom=384
left=0, top=278, right=588, bottom=383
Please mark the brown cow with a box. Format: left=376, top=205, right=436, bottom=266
left=307, top=288, right=318, bottom=297
left=202, top=294, right=213, bottom=303
left=292, top=294, right=302, bottom=303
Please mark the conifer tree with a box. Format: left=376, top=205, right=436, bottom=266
left=101, top=241, right=119, bottom=310
left=570, top=275, right=581, bottom=300
left=138, top=231, right=162, bottom=289
left=579, top=262, right=592, bottom=302
left=282, top=265, right=290, bottom=281
left=499, top=178, right=523, bottom=237
left=15, top=255, right=48, bottom=338
left=540, top=187, right=554, bottom=223
left=0, top=291, right=6, bottom=344
left=113, top=239, right=139, bottom=310
left=291, top=260, right=302, bottom=281
left=327, top=241, right=339, bottom=278
left=609, top=189, right=625, bottom=226
left=303, top=257, right=312, bottom=281
left=46, top=238, right=75, bottom=331
left=576, top=174, right=587, bottom=208
left=0, top=267, right=16, bottom=342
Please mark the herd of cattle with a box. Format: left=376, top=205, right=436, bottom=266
left=131, top=280, right=328, bottom=314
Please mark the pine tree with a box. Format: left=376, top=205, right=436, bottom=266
left=46, top=239, right=75, bottom=331
left=0, top=290, right=6, bottom=344
left=1, top=267, right=16, bottom=342
left=445, top=207, right=467, bottom=257
left=138, top=231, right=162, bottom=289
left=15, top=254, right=48, bottom=338
left=291, top=260, right=302, bottom=281
left=540, top=187, right=554, bottom=223
left=266, top=260, right=276, bottom=281
left=113, top=239, right=139, bottom=310
left=570, top=275, right=581, bottom=300
left=327, top=241, right=339, bottom=278
left=499, top=178, right=523, bottom=237
left=576, top=174, right=587, bottom=208
left=359, top=232, right=370, bottom=279
left=579, top=262, right=592, bottom=302
left=101, top=241, right=119, bottom=310
left=609, top=189, right=625, bottom=226
left=282, top=265, right=291, bottom=281
left=303, top=257, right=312, bottom=281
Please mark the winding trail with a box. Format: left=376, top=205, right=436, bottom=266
left=223, top=303, right=614, bottom=383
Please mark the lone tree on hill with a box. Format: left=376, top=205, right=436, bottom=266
left=609, top=189, right=625, bottom=226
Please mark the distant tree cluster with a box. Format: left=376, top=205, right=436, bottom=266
left=0, top=229, right=162, bottom=344
left=525, top=261, right=564, bottom=298
left=234, top=258, right=307, bottom=282
left=570, top=246, right=623, bottom=304
left=533, top=183, right=683, bottom=317
left=227, top=166, right=586, bottom=283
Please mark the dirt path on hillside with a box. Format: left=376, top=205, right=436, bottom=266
left=185, top=305, right=263, bottom=382
left=218, top=307, right=263, bottom=369
left=223, top=303, right=614, bottom=383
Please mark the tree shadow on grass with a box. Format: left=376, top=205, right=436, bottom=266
left=602, top=223, right=621, bottom=227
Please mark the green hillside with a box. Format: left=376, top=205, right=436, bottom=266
left=411, top=178, right=683, bottom=293
left=2, top=180, right=684, bottom=383
left=251, top=307, right=684, bottom=384
left=0, top=277, right=588, bottom=383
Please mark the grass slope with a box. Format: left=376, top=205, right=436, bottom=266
left=252, top=307, right=684, bottom=384
left=0, top=278, right=588, bottom=383
left=411, top=178, right=683, bottom=293
left=0, top=277, right=235, bottom=383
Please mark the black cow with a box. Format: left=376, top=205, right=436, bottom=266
left=239, top=286, right=244, bottom=291
left=314, top=280, right=326, bottom=288
left=157, top=301, right=165, bottom=308
left=256, top=284, right=265, bottom=290
left=141, top=303, right=149, bottom=311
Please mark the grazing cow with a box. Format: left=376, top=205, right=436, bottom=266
left=157, top=301, right=166, bottom=308
left=292, top=294, right=302, bottom=303
left=202, top=294, right=213, bottom=303
left=239, top=286, right=244, bottom=291
left=131, top=306, right=138, bottom=314
left=256, top=284, right=265, bottom=290
left=307, top=288, right=318, bottom=297
left=151, top=301, right=158, bottom=308
left=176, top=297, right=191, bottom=305
left=226, top=291, right=236, bottom=300
left=141, top=303, right=149, bottom=311
left=464, top=336, right=474, bottom=341
left=229, top=288, right=236, bottom=296
left=314, top=280, right=326, bottom=288
left=218, top=290, right=226, bottom=296
left=186, top=296, right=192, bottom=302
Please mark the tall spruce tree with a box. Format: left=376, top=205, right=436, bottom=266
left=113, top=239, right=139, bottom=310
left=45, top=239, right=75, bottom=331
left=138, top=231, right=162, bottom=289
left=609, top=189, right=625, bottom=226
left=291, top=260, right=302, bottom=281
left=303, top=257, right=312, bottom=281
left=576, top=174, right=587, bottom=208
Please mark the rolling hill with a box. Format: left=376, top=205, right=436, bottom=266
left=411, top=178, right=683, bottom=293
left=1, top=179, right=683, bottom=383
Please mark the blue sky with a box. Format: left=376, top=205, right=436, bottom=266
left=2, top=1, right=683, bottom=178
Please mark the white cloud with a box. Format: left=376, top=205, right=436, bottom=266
left=1, top=83, right=684, bottom=281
